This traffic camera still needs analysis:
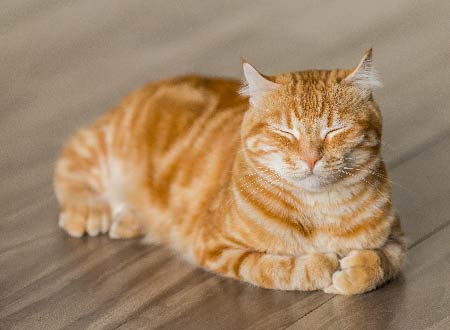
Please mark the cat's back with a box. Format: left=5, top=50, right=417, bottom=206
left=96, top=75, right=249, bottom=161
left=124, top=74, right=247, bottom=153
left=122, top=75, right=248, bottom=116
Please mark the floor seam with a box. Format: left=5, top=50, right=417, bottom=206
left=408, top=218, right=450, bottom=250
left=387, top=128, right=450, bottom=169
left=280, top=295, right=335, bottom=330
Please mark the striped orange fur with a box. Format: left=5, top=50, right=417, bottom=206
left=55, top=49, right=406, bottom=294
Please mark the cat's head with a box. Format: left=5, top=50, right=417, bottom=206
left=240, top=49, right=383, bottom=192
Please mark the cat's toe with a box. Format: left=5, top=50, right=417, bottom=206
left=86, top=208, right=103, bottom=236
left=59, top=206, right=87, bottom=237
left=305, top=253, right=339, bottom=290
left=109, top=210, right=142, bottom=239
left=59, top=205, right=110, bottom=238
left=100, top=212, right=110, bottom=234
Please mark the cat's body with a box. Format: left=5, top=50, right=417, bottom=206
left=55, top=50, right=406, bottom=294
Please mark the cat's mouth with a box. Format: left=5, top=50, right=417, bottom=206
left=292, top=171, right=340, bottom=191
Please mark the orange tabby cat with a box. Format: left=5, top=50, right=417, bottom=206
left=55, top=49, right=406, bottom=294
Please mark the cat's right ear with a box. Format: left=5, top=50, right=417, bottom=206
left=239, top=60, right=280, bottom=106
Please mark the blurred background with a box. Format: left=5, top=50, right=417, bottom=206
left=1, top=1, right=450, bottom=329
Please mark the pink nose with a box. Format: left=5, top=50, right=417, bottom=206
left=300, top=150, right=322, bottom=171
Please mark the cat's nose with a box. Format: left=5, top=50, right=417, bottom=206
left=300, top=150, right=322, bottom=171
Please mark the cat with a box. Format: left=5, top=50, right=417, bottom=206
left=54, top=49, right=406, bottom=295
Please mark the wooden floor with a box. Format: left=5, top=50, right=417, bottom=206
left=1, top=1, right=450, bottom=329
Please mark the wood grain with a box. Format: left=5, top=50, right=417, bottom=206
left=1, top=0, right=449, bottom=329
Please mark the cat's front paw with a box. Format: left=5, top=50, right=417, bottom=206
left=324, top=250, right=383, bottom=295
left=108, top=208, right=142, bottom=239
left=304, top=253, right=340, bottom=290
left=59, top=204, right=111, bottom=237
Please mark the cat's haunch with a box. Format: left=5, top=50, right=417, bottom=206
left=55, top=49, right=405, bottom=295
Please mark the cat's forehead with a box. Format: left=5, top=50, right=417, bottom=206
left=271, top=86, right=344, bottom=128
left=275, top=103, right=340, bottom=133
left=274, top=72, right=344, bottom=108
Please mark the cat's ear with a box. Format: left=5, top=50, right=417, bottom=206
left=240, top=59, right=280, bottom=106
left=343, top=48, right=383, bottom=93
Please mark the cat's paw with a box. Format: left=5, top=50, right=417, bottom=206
left=109, top=208, right=142, bottom=239
left=59, top=204, right=111, bottom=237
left=324, top=250, right=383, bottom=295
left=304, top=253, right=340, bottom=290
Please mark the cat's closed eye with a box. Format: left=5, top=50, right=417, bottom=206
left=270, top=127, right=297, bottom=140
left=323, top=126, right=348, bottom=140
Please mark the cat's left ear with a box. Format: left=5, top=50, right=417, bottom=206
left=240, top=60, right=280, bottom=106
left=343, top=48, right=383, bottom=93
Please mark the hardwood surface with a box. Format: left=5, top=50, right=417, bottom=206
left=1, top=1, right=449, bottom=329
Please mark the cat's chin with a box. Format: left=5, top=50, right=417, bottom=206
left=288, top=174, right=333, bottom=192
